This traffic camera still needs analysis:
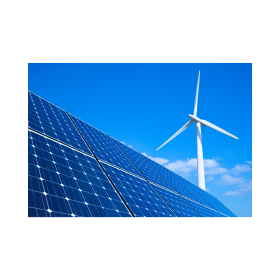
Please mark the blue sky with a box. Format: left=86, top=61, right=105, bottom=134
left=28, top=63, right=252, bottom=217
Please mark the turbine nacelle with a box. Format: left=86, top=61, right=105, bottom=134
left=188, top=114, right=206, bottom=127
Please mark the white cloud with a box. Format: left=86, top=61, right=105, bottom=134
left=120, top=141, right=126, bottom=145
left=164, top=158, right=196, bottom=176
left=217, top=174, right=244, bottom=185
left=245, top=161, right=252, bottom=165
left=206, top=176, right=214, bottom=182
left=231, top=164, right=252, bottom=175
left=238, top=180, right=252, bottom=192
left=205, top=187, right=210, bottom=192
left=142, top=155, right=228, bottom=177
left=142, top=152, right=169, bottom=165
left=223, top=191, right=243, bottom=197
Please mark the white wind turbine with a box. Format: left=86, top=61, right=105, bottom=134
left=156, top=71, right=238, bottom=191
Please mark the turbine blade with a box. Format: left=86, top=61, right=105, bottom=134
left=193, top=71, right=200, bottom=116
left=156, top=120, right=193, bottom=151
left=198, top=118, right=238, bottom=140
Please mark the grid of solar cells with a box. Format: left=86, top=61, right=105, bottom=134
left=101, top=162, right=176, bottom=217
left=187, top=181, right=230, bottom=216
left=143, top=155, right=199, bottom=202
left=151, top=185, right=199, bottom=217
left=28, top=91, right=91, bottom=154
left=112, top=139, right=177, bottom=192
left=28, top=130, right=132, bottom=217
left=69, top=114, right=142, bottom=176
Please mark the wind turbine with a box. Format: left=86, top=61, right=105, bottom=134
left=156, top=71, right=238, bottom=191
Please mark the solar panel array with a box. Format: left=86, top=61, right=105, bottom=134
left=28, top=91, right=236, bottom=217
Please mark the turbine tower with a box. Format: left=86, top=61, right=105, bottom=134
left=156, top=71, right=238, bottom=191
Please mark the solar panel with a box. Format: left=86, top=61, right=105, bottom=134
left=69, top=114, right=143, bottom=176
left=28, top=91, right=237, bottom=217
left=28, top=91, right=91, bottom=154
left=28, top=130, right=132, bottom=217
left=112, top=139, right=178, bottom=193
left=101, top=162, right=176, bottom=217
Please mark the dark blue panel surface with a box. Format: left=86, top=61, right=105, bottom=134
left=151, top=185, right=199, bottom=217
left=28, top=130, right=132, bottom=217
left=28, top=91, right=91, bottom=154
left=143, top=155, right=199, bottom=203
left=101, top=162, right=176, bottom=217
left=112, top=139, right=177, bottom=193
left=69, top=114, right=143, bottom=176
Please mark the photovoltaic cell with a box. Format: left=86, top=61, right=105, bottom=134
left=101, top=162, right=176, bottom=217
left=112, top=139, right=177, bottom=193
left=28, top=130, right=132, bottom=217
left=28, top=91, right=91, bottom=154
left=151, top=185, right=199, bottom=217
left=69, top=114, right=143, bottom=176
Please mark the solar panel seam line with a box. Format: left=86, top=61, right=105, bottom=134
left=107, top=137, right=181, bottom=217
left=97, top=159, right=147, bottom=181
left=28, top=127, right=94, bottom=158
left=66, top=112, right=135, bottom=217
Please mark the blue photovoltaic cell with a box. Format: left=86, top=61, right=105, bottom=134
left=28, top=130, right=132, bottom=217
left=112, top=139, right=177, bottom=193
left=101, top=162, right=176, bottom=217
left=143, top=155, right=199, bottom=203
left=69, top=114, right=143, bottom=176
left=28, top=91, right=91, bottom=154
left=151, top=185, right=199, bottom=217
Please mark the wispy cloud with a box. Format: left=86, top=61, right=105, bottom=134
left=142, top=154, right=229, bottom=177
left=142, top=153, right=169, bottom=165
left=245, top=161, right=252, bottom=165
left=238, top=180, right=252, bottom=192
left=218, top=174, right=244, bottom=185
left=206, top=176, right=214, bottom=182
left=231, top=164, right=252, bottom=175
left=223, top=191, right=243, bottom=197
